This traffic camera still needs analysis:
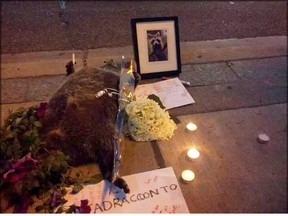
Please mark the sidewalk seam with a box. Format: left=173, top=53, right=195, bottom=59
left=226, top=62, right=242, bottom=80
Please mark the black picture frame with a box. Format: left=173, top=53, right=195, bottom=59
left=131, top=16, right=181, bottom=79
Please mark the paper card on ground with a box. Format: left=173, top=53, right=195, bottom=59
left=62, top=167, right=190, bottom=213
left=134, top=78, right=195, bottom=110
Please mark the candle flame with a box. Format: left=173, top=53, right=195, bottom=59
left=127, top=59, right=133, bottom=75
left=186, top=122, right=197, bottom=131
left=125, top=92, right=134, bottom=99
left=181, top=170, right=195, bottom=182
left=187, top=148, right=200, bottom=159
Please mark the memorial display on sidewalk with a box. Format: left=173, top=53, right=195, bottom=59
left=0, top=60, right=179, bottom=213
left=1, top=13, right=193, bottom=214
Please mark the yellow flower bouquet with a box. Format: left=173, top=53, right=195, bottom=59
left=126, top=99, right=177, bottom=141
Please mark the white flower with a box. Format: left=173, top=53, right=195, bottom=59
left=125, top=99, right=177, bottom=141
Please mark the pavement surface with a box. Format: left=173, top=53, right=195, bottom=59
left=1, top=1, right=287, bottom=53
left=0, top=0, right=287, bottom=213
left=1, top=55, right=287, bottom=213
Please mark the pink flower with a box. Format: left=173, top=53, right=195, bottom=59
left=36, top=102, right=48, bottom=118
left=3, top=153, right=38, bottom=183
left=2, top=169, right=26, bottom=183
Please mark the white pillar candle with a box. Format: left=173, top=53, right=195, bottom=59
left=181, top=170, right=195, bottom=182
left=186, top=122, right=197, bottom=132
left=187, top=148, right=200, bottom=160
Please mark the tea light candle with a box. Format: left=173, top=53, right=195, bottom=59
left=257, top=133, right=270, bottom=144
left=186, top=122, right=197, bottom=132
left=181, top=170, right=195, bottom=182
left=187, top=148, right=200, bottom=160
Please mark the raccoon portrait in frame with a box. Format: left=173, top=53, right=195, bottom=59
left=147, top=29, right=168, bottom=62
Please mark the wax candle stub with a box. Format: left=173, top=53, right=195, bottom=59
left=72, top=53, right=76, bottom=65
left=181, top=170, right=195, bottom=182
left=187, top=148, right=200, bottom=160
left=186, top=123, right=197, bottom=132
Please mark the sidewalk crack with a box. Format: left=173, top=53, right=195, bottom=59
left=151, top=140, right=166, bottom=169
left=226, top=61, right=242, bottom=80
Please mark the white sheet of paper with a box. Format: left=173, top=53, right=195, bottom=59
left=134, top=78, right=195, bottom=110
left=62, top=167, right=190, bottom=213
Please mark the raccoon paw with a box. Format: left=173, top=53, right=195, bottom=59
left=113, top=177, right=130, bottom=194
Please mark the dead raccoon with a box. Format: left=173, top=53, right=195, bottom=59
left=40, top=67, right=131, bottom=193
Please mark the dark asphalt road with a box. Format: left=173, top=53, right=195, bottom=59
left=1, top=1, right=287, bottom=54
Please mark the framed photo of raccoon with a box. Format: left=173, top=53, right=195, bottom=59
left=131, top=16, right=181, bottom=79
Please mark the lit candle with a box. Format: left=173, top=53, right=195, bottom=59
left=72, top=53, right=75, bottom=65
left=187, top=148, right=200, bottom=160
left=186, top=122, right=197, bottom=132
left=181, top=170, right=195, bottom=182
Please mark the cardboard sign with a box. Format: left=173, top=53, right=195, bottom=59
left=134, top=78, right=195, bottom=110
left=63, top=167, right=190, bottom=213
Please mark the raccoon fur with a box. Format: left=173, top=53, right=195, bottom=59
left=40, top=67, right=130, bottom=193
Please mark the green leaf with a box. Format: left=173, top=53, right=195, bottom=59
left=65, top=204, right=77, bottom=213
left=42, top=155, right=55, bottom=172
left=29, top=115, right=36, bottom=123
left=15, top=117, right=23, bottom=125
left=22, top=118, right=29, bottom=125
left=23, top=130, right=32, bottom=137
left=16, top=107, right=26, bottom=113
left=71, top=184, right=83, bottom=194
left=33, top=179, right=41, bottom=188
left=61, top=188, right=67, bottom=196
left=44, top=197, right=52, bottom=206
left=56, top=207, right=63, bottom=213
left=35, top=205, right=45, bottom=212
left=52, top=159, right=61, bottom=170
left=148, top=94, right=165, bottom=109
left=4, top=131, right=14, bottom=139
left=34, top=121, right=42, bottom=128
left=5, top=125, right=11, bottom=131
left=18, top=124, right=27, bottom=130
left=86, top=174, right=103, bottom=184
left=48, top=207, right=54, bottom=213
left=60, top=198, right=68, bottom=205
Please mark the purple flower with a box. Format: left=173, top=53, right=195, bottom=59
left=36, top=102, right=48, bottom=118
left=77, top=199, right=91, bottom=213
left=3, top=153, right=38, bottom=183
left=51, top=191, right=62, bottom=208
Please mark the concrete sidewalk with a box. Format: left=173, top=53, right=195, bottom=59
left=0, top=37, right=287, bottom=212
left=1, top=36, right=287, bottom=123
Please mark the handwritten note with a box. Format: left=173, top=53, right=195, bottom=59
left=134, top=78, right=195, bottom=110
left=62, top=167, right=190, bottom=213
